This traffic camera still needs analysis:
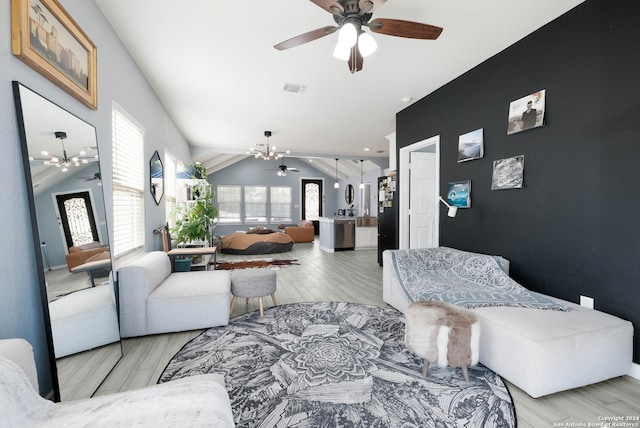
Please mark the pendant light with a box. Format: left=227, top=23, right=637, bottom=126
left=334, top=158, right=340, bottom=189
left=359, top=159, right=365, bottom=189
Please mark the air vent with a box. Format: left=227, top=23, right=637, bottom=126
left=283, top=83, right=307, bottom=93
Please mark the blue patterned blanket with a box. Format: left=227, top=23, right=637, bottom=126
left=390, top=247, right=568, bottom=310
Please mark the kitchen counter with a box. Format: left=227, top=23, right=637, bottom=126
left=355, top=217, right=377, bottom=250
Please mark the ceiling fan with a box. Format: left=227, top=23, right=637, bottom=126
left=268, top=158, right=300, bottom=177
left=274, top=0, right=443, bottom=73
left=78, top=171, right=101, bottom=183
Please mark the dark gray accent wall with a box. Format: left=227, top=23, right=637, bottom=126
left=397, top=0, right=640, bottom=363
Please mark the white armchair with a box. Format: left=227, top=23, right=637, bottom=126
left=0, top=338, right=235, bottom=427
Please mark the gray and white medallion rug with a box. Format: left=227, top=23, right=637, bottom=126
left=159, top=302, right=516, bottom=428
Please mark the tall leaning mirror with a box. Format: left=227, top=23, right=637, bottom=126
left=13, top=82, right=122, bottom=401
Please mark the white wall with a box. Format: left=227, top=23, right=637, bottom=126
left=0, top=1, right=190, bottom=396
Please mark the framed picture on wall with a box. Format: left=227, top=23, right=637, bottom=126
left=507, top=90, right=545, bottom=135
left=457, top=128, right=484, bottom=162
left=447, top=180, right=471, bottom=208
left=11, top=0, right=98, bottom=109
left=491, top=155, right=525, bottom=190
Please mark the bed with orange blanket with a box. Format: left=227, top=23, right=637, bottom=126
left=220, top=228, right=294, bottom=255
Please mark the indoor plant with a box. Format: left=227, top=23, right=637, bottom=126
left=171, top=169, right=217, bottom=246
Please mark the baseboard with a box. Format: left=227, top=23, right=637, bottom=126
left=628, top=362, right=640, bottom=380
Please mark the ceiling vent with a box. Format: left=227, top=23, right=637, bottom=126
left=283, top=83, right=307, bottom=94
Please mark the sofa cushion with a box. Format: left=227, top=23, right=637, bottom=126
left=146, top=270, right=231, bottom=334
left=473, top=295, right=633, bottom=397
left=49, top=284, right=120, bottom=358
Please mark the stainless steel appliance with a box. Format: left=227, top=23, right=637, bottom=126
left=334, top=219, right=355, bottom=250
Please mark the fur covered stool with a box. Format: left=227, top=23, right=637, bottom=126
left=404, top=301, right=480, bottom=382
left=229, top=268, right=277, bottom=317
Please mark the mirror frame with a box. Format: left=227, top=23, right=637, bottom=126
left=12, top=81, right=121, bottom=401
left=345, top=184, right=355, bottom=205
left=150, top=150, right=164, bottom=205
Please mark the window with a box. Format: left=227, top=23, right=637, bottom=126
left=270, top=186, right=292, bottom=223
left=244, top=186, right=267, bottom=223
left=164, top=151, right=177, bottom=228
left=217, top=185, right=241, bottom=223
left=112, top=104, right=145, bottom=256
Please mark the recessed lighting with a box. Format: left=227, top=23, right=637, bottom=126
left=364, top=147, right=371, bottom=151
left=401, top=96, right=414, bottom=104
left=308, top=159, right=313, bottom=162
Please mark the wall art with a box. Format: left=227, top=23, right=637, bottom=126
left=458, top=128, right=484, bottom=162
left=447, top=180, right=471, bottom=208
left=491, top=155, right=525, bottom=190
left=507, top=90, right=545, bottom=135
left=12, top=0, right=98, bottom=109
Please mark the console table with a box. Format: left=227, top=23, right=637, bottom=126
left=167, top=246, right=218, bottom=271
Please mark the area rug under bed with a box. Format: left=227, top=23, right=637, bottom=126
left=159, top=302, right=516, bottom=427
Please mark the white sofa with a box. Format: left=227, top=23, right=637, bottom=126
left=383, top=248, right=634, bottom=398
left=118, top=251, right=231, bottom=338
left=0, top=338, right=235, bottom=427
left=49, top=275, right=120, bottom=358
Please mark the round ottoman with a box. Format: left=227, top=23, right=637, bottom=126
left=230, top=269, right=277, bottom=317
left=404, top=301, right=480, bottom=382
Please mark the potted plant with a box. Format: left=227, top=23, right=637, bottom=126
left=171, top=164, right=217, bottom=247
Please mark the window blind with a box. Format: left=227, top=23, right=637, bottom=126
left=112, top=106, right=145, bottom=256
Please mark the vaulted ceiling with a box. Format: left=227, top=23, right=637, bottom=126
left=95, top=0, right=585, bottom=175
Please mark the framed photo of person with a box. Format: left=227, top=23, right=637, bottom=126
left=507, top=90, right=545, bottom=135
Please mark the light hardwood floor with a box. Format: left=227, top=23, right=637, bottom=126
left=93, top=240, right=640, bottom=427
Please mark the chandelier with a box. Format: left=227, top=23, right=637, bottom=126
left=248, top=131, right=290, bottom=160
left=31, top=131, right=97, bottom=172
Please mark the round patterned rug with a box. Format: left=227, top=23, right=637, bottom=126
left=159, top=302, right=516, bottom=427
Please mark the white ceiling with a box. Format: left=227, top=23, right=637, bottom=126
left=95, top=0, right=584, bottom=174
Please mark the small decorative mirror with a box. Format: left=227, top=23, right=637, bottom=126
left=345, top=184, right=355, bottom=205
left=150, top=150, right=164, bottom=205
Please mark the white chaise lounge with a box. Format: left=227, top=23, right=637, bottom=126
left=383, top=247, right=634, bottom=398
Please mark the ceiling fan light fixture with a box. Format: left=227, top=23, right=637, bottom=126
left=358, top=32, right=377, bottom=57
left=338, top=22, right=357, bottom=47
left=332, top=42, right=351, bottom=61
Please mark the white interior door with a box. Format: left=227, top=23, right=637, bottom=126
left=399, top=135, right=440, bottom=249
left=409, top=152, right=438, bottom=248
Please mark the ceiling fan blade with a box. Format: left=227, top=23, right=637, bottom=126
left=274, top=26, right=338, bottom=50
left=348, top=44, right=364, bottom=74
left=368, top=18, right=443, bottom=40
left=310, top=0, right=344, bottom=15
left=288, top=168, right=300, bottom=172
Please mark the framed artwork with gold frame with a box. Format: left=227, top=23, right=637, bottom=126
left=12, top=0, right=97, bottom=110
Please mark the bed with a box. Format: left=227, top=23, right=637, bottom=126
left=220, top=228, right=294, bottom=255
left=383, top=247, right=633, bottom=398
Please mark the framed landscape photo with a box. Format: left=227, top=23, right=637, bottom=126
left=491, top=155, right=525, bottom=190
left=507, top=90, right=545, bottom=135
left=457, top=128, right=484, bottom=163
left=447, top=180, right=471, bottom=208
left=12, top=0, right=97, bottom=109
